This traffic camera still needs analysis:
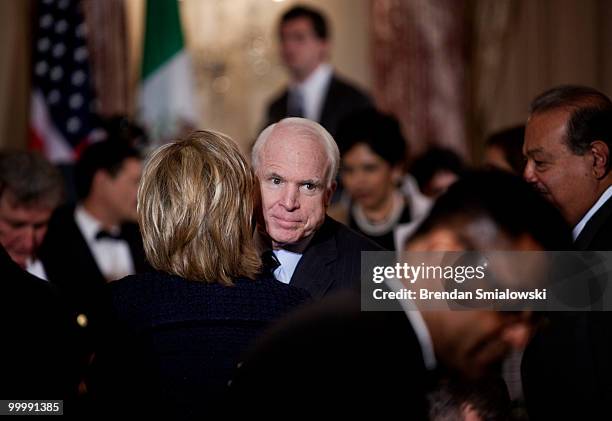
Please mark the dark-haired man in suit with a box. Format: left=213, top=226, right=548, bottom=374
left=265, top=5, right=371, bottom=138
left=522, top=85, right=612, bottom=420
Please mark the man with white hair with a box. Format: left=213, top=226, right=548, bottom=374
left=252, top=117, right=381, bottom=298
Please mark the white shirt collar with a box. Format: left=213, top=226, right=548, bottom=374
left=26, top=258, right=47, bottom=281
left=272, top=249, right=303, bottom=284
left=75, top=205, right=104, bottom=244
left=572, top=185, right=612, bottom=240
left=74, top=205, right=134, bottom=281
left=385, top=278, right=437, bottom=370
left=292, top=63, right=333, bottom=121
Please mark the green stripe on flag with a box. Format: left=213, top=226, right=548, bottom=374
left=141, top=0, right=185, bottom=80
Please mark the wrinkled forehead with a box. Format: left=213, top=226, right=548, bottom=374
left=526, top=108, right=570, bottom=136
left=525, top=109, right=571, bottom=150
left=0, top=186, right=53, bottom=211
left=260, top=126, right=330, bottom=169
left=0, top=193, right=53, bottom=222
left=0, top=188, right=32, bottom=210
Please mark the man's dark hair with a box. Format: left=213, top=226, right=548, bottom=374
left=429, top=377, right=511, bottom=421
left=336, top=107, right=407, bottom=168
left=410, top=170, right=573, bottom=250
left=486, top=125, right=526, bottom=174
left=410, top=147, right=465, bottom=192
left=75, top=140, right=140, bottom=200
left=530, top=85, right=612, bottom=168
left=0, top=151, right=64, bottom=208
left=280, top=5, right=328, bottom=40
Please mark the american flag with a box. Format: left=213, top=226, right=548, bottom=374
left=30, top=0, right=99, bottom=163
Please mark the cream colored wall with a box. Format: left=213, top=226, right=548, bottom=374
left=125, top=0, right=371, bottom=153
left=484, top=0, right=609, bottom=136
left=0, top=0, right=32, bottom=151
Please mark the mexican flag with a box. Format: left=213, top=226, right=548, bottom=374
left=138, top=0, right=200, bottom=145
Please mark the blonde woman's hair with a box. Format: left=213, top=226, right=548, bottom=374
left=138, top=130, right=261, bottom=285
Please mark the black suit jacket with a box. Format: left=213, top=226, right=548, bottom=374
left=266, top=73, right=372, bottom=136
left=289, top=216, right=383, bottom=299
left=38, top=205, right=150, bottom=350
left=522, top=194, right=612, bottom=420
left=229, top=291, right=430, bottom=418
left=575, top=193, right=612, bottom=250
left=0, top=245, right=78, bottom=399
left=90, top=271, right=310, bottom=418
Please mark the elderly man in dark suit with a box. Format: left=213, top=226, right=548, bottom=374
left=265, top=5, right=371, bottom=138
left=521, top=85, right=612, bottom=420
left=252, top=117, right=381, bottom=298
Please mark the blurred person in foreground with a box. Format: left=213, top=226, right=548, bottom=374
left=90, top=131, right=310, bottom=417
left=229, top=171, right=572, bottom=417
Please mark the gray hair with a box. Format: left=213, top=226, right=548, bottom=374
left=0, top=151, right=64, bottom=208
left=252, top=117, right=340, bottom=187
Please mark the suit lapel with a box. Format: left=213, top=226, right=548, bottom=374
left=290, top=217, right=338, bottom=298
left=575, top=195, right=612, bottom=250
left=71, top=217, right=106, bottom=283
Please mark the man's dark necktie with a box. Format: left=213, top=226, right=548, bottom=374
left=261, top=250, right=281, bottom=280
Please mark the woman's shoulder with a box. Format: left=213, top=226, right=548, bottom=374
left=232, top=276, right=312, bottom=306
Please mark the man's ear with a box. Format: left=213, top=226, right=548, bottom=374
left=91, top=170, right=109, bottom=192
left=324, top=180, right=337, bottom=207
left=590, top=140, right=610, bottom=179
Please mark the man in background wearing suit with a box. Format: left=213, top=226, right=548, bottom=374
left=0, top=151, right=64, bottom=277
left=39, top=140, right=148, bottom=348
left=522, top=85, right=612, bottom=420
left=252, top=117, right=381, bottom=299
left=265, top=5, right=371, bottom=138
